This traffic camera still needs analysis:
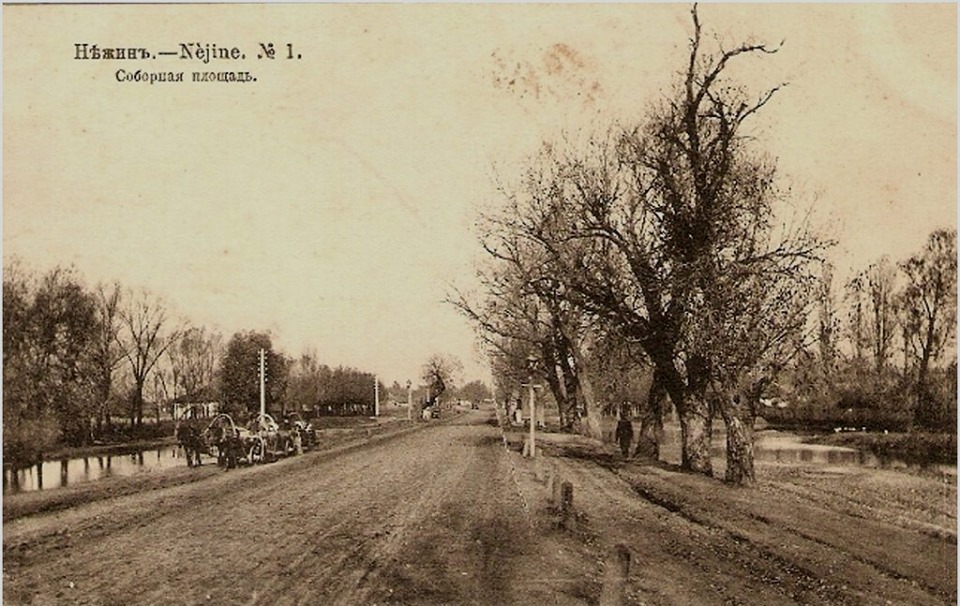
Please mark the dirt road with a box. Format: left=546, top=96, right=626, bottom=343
left=4, top=409, right=956, bottom=605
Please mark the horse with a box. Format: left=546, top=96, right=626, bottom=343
left=204, top=420, right=244, bottom=469
left=175, top=421, right=204, bottom=468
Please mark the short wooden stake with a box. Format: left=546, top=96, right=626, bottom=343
left=552, top=474, right=564, bottom=506
left=599, top=544, right=631, bottom=606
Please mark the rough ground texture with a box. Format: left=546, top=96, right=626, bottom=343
left=4, top=408, right=956, bottom=605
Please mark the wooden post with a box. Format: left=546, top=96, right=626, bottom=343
left=599, top=544, right=631, bottom=606
left=258, top=348, right=266, bottom=418
left=406, top=381, right=412, bottom=420
left=374, top=375, right=380, bottom=417
left=528, top=382, right=536, bottom=458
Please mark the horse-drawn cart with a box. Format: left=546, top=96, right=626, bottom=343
left=283, top=412, right=319, bottom=450
left=177, top=411, right=307, bottom=468
left=200, top=413, right=254, bottom=468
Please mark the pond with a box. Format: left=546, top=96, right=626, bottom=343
left=747, top=432, right=954, bottom=475
left=3, top=445, right=185, bottom=495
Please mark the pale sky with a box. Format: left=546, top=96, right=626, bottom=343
left=4, top=4, right=956, bottom=386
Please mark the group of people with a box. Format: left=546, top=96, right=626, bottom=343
left=506, top=397, right=547, bottom=428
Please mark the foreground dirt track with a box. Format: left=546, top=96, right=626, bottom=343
left=534, top=434, right=956, bottom=606
left=4, top=409, right=956, bottom=605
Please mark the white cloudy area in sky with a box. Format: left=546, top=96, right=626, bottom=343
left=4, top=4, right=955, bottom=386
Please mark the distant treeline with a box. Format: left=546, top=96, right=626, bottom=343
left=2, top=261, right=388, bottom=469
left=763, top=231, right=957, bottom=433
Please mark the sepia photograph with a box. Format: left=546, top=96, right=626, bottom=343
left=3, top=3, right=957, bottom=604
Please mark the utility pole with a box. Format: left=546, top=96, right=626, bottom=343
left=520, top=381, right=540, bottom=457
left=258, top=348, right=266, bottom=418
left=406, top=380, right=412, bottom=420
left=528, top=381, right=536, bottom=457
left=374, top=375, right=380, bottom=417
left=523, top=355, right=541, bottom=458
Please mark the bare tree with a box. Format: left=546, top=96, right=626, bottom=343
left=899, top=229, right=957, bottom=428
left=168, top=325, right=221, bottom=402
left=452, top=226, right=602, bottom=434
left=866, top=258, right=897, bottom=376
left=118, top=289, right=180, bottom=427
left=420, top=354, right=463, bottom=407
left=847, top=258, right=897, bottom=378
left=585, top=327, right=662, bottom=457
left=817, top=261, right=839, bottom=373
left=478, top=5, right=828, bottom=482
left=91, top=282, right=125, bottom=435
left=286, top=349, right=322, bottom=413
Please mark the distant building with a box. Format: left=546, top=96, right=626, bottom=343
left=172, top=401, right=220, bottom=420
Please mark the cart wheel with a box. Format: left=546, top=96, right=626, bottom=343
left=249, top=437, right=266, bottom=464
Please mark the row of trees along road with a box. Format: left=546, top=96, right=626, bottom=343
left=285, top=350, right=388, bottom=417
left=2, top=261, right=392, bottom=469
left=457, top=7, right=954, bottom=486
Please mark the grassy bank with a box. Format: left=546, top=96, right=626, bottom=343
left=809, top=432, right=957, bottom=466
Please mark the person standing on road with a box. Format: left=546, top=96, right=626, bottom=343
left=615, top=409, right=634, bottom=458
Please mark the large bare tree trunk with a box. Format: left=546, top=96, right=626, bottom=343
left=569, top=347, right=603, bottom=440
left=133, top=383, right=145, bottom=427
left=634, top=407, right=662, bottom=460
left=635, top=409, right=663, bottom=458
left=720, top=407, right=755, bottom=485
left=720, top=377, right=765, bottom=486
left=678, top=394, right=713, bottom=475
left=634, top=377, right=665, bottom=460
left=542, top=345, right=574, bottom=431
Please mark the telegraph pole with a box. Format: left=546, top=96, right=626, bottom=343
left=528, top=381, right=536, bottom=457
left=258, top=348, right=266, bottom=418
left=523, top=355, right=541, bottom=458
left=406, top=380, right=412, bottom=420
left=374, top=375, right=380, bottom=417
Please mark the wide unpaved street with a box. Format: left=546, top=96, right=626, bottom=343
left=4, top=408, right=956, bottom=605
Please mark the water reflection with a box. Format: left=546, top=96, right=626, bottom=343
left=706, top=436, right=949, bottom=473
left=757, top=446, right=877, bottom=466
left=3, top=445, right=182, bottom=495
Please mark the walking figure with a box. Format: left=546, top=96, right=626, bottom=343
left=615, top=415, right=634, bottom=458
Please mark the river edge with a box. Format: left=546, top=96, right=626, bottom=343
left=6, top=410, right=416, bottom=471
left=2, top=413, right=438, bottom=522
left=36, top=436, right=179, bottom=465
